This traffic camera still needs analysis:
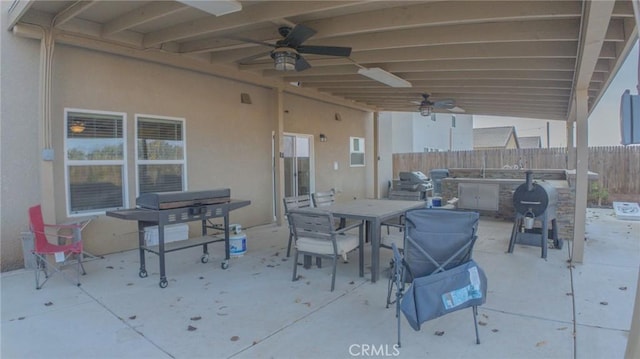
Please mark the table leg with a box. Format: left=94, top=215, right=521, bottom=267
left=370, top=220, right=381, bottom=283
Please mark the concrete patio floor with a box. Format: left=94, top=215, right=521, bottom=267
left=1, top=208, right=638, bottom=359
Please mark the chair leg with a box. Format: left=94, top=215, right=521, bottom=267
left=386, top=260, right=394, bottom=308
left=472, top=306, right=480, bottom=344
left=286, top=232, right=293, bottom=257
left=396, top=287, right=402, bottom=348
left=292, top=250, right=300, bottom=282
left=330, top=256, right=337, bottom=292
left=75, top=257, right=82, bottom=287
left=34, top=255, right=50, bottom=290
left=34, top=254, right=42, bottom=289
left=358, top=234, right=364, bottom=278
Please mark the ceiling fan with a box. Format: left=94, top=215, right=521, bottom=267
left=235, top=24, right=352, bottom=71
left=413, top=94, right=457, bottom=116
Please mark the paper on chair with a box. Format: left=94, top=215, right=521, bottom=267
left=54, top=252, right=65, bottom=263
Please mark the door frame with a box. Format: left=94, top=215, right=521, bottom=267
left=272, top=132, right=315, bottom=221
left=283, top=132, right=315, bottom=197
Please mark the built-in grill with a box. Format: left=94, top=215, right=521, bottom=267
left=107, top=189, right=250, bottom=288
left=508, top=171, right=561, bottom=258
left=390, top=171, right=433, bottom=200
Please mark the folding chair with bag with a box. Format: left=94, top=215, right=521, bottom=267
left=390, top=208, right=487, bottom=347
left=28, top=205, right=86, bottom=289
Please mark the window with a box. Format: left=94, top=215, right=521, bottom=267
left=136, top=115, right=186, bottom=195
left=349, top=137, right=365, bottom=167
left=65, top=109, right=127, bottom=215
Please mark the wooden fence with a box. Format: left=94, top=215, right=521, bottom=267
left=393, top=146, right=640, bottom=195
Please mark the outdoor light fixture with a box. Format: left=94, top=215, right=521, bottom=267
left=69, top=121, right=85, bottom=134
left=357, top=67, right=412, bottom=88
left=319, top=134, right=327, bottom=142
left=272, top=48, right=298, bottom=71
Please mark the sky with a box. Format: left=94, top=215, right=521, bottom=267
left=474, top=41, right=639, bottom=148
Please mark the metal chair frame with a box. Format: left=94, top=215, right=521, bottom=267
left=283, top=194, right=312, bottom=257
left=288, top=208, right=364, bottom=291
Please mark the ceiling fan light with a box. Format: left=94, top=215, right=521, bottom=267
left=272, top=49, right=297, bottom=71
left=419, top=104, right=432, bottom=117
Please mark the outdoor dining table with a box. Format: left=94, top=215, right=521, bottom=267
left=317, top=198, right=426, bottom=283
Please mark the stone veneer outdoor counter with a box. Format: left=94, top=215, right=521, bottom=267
left=441, top=168, right=597, bottom=241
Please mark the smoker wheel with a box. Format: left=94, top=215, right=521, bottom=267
left=139, top=270, right=148, bottom=278
left=221, top=260, right=229, bottom=270
left=201, top=254, right=209, bottom=263
left=159, top=279, right=168, bottom=288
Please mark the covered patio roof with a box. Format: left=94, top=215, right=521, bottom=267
left=7, top=0, right=638, bottom=120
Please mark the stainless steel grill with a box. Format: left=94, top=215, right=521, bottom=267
left=390, top=171, right=433, bottom=200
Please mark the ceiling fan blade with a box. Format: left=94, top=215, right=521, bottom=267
left=227, top=35, right=275, bottom=48
left=237, top=50, right=274, bottom=65
left=298, top=45, right=352, bottom=57
left=295, top=55, right=311, bottom=71
left=433, top=99, right=455, bottom=109
left=285, top=24, right=317, bottom=47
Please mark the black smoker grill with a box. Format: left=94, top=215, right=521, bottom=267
left=107, top=189, right=250, bottom=288
left=508, top=171, right=561, bottom=258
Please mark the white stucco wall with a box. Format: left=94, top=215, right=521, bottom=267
left=389, top=112, right=414, bottom=153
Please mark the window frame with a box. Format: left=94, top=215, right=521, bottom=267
left=134, top=114, right=188, bottom=197
left=349, top=136, right=365, bottom=167
left=64, top=108, right=128, bottom=217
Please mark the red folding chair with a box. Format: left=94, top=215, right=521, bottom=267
left=28, top=205, right=85, bottom=289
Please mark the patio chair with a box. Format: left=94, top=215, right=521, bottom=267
left=382, top=190, right=426, bottom=235
left=288, top=208, right=364, bottom=291
left=390, top=208, right=486, bottom=347
left=312, top=189, right=346, bottom=229
left=283, top=194, right=312, bottom=257
left=28, top=205, right=86, bottom=289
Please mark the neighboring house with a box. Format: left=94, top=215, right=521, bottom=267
left=519, top=136, right=543, bottom=148
left=473, top=126, right=520, bottom=150
left=382, top=112, right=474, bottom=153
